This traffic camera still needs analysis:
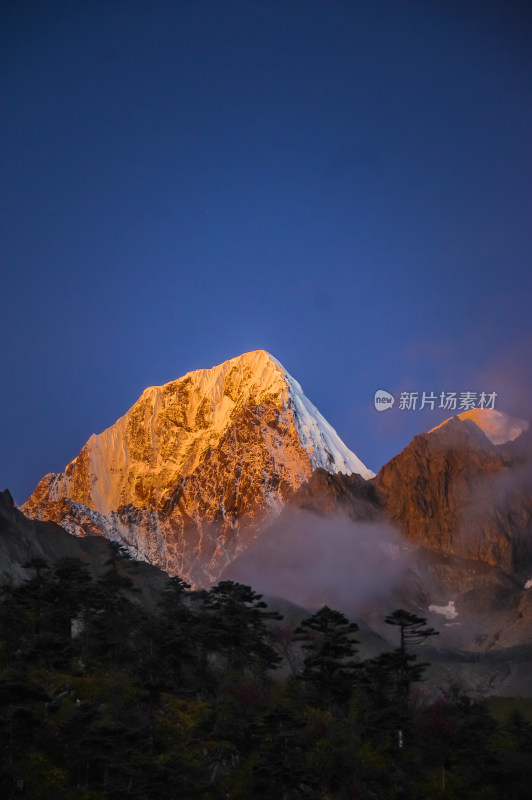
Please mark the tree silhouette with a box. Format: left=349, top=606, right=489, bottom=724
left=205, top=581, right=282, bottom=675
left=384, top=609, right=438, bottom=651
left=363, top=610, right=438, bottom=740
left=294, top=606, right=360, bottom=705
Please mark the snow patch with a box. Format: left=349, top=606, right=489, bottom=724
left=428, top=600, right=458, bottom=620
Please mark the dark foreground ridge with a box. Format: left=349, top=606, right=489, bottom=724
left=2, top=537, right=532, bottom=799
left=0, top=489, right=168, bottom=606
left=1, top=493, right=532, bottom=797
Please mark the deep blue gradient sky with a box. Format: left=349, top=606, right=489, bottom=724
left=2, top=1, right=532, bottom=504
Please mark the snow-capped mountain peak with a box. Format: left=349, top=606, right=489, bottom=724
left=23, top=350, right=371, bottom=584
left=266, top=352, right=372, bottom=479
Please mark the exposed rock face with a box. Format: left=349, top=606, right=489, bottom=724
left=288, top=467, right=381, bottom=520
left=22, top=351, right=371, bottom=585
left=373, top=415, right=532, bottom=576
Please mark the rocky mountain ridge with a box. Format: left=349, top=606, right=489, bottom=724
left=374, top=414, right=532, bottom=576
left=22, top=350, right=371, bottom=584
left=4, top=358, right=532, bottom=694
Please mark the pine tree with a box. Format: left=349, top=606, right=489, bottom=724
left=384, top=609, right=438, bottom=650
left=362, top=610, right=438, bottom=752
left=89, top=546, right=143, bottom=668
left=294, top=606, right=360, bottom=705
left=141, top=575, right=196, bottom=691
left=205, top=581, right=282, bottom=675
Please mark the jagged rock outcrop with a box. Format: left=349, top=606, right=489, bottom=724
left=22, top=351, right=371, bottom=585
left=373, top=413, right=532, bottom=577
left=288, top=467, right=381, bottom=520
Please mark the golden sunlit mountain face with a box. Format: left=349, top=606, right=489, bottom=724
left=22, top=351, right=371, bottom=584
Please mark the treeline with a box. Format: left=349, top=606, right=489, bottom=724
left=0, top=547, right=531, bottom=799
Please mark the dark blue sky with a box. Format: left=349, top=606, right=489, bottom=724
left=2, top=0, right=532, bottom=504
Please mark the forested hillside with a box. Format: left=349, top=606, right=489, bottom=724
left=1, top=549, right=531, bottom=799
